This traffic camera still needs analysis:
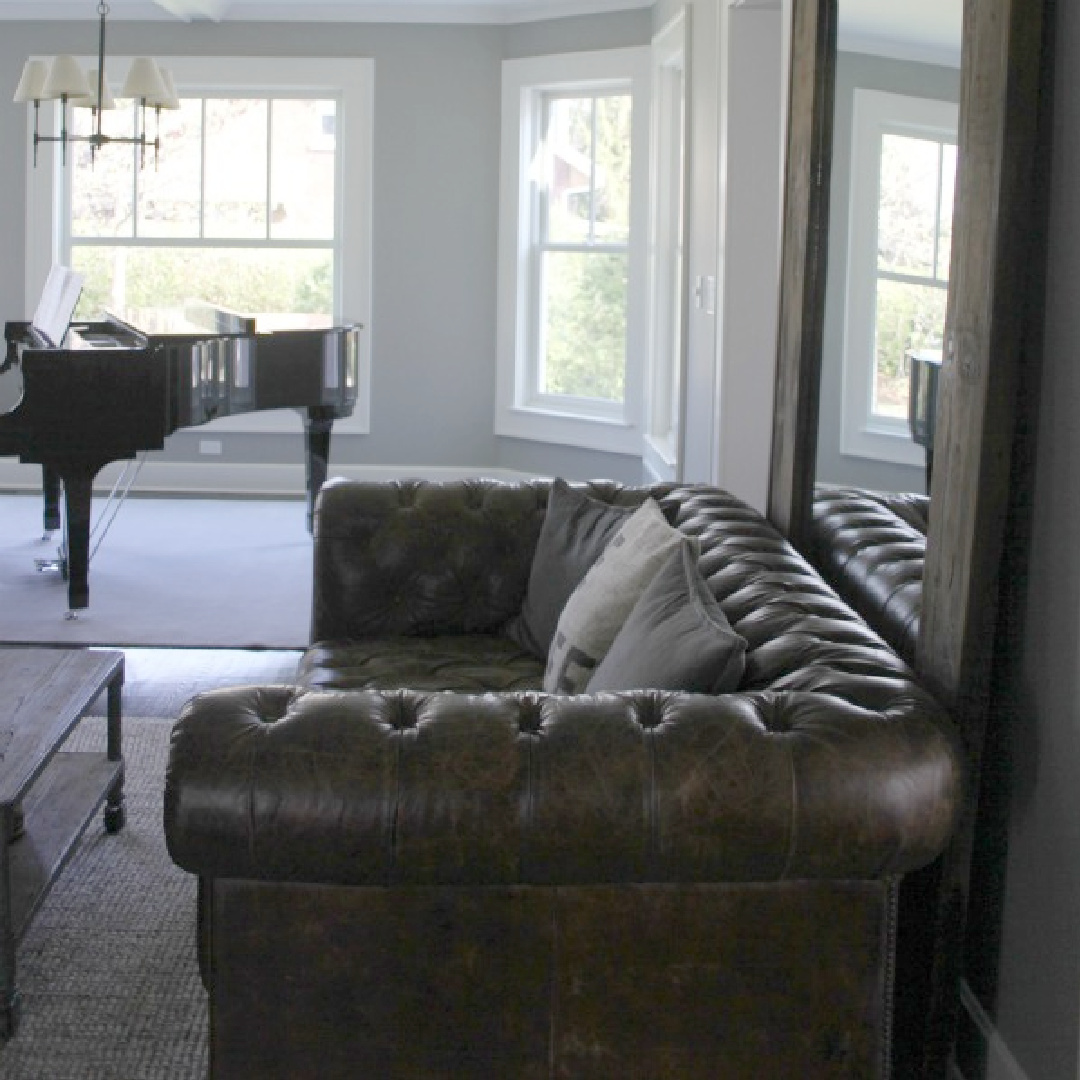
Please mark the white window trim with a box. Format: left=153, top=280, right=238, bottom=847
left=841, top=88, right=957, bottom=466
left=495, top=47, right=651, bottom=456
left=25, top=55, right=374, bottom=437
left=643, top=8, right=688, bottom=483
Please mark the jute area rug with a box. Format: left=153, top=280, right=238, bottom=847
left=0, top=717, right=207, bottom=1080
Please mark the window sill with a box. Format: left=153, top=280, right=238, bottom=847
left=495, top=403, right=640, bottom=456
left=840, top=423, right=924, bottom=468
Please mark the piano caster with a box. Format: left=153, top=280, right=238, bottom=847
left=34, top=557, right=67, bottom=576
left=64, top=609, right=80, bottom=621
left=39, top=530, right=53, bottom=543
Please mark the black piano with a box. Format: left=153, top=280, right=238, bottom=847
left=0, top=309, right=361, bottom=612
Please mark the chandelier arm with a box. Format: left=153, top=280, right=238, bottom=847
left=96, top=2, right=107, bottom=147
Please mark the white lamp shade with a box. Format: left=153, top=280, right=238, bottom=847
left=121, top=57, right=167, bottom=102
left=13, top=59, right=49, bottom=103
left=41, top=55, right=91, bottom=101
left=150, top=68, right=181, bottom=111
left=72, top=69, right=116, bottom=111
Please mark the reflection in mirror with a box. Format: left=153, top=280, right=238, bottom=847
left=0, top=350, right=22, bottom=416
left=816, top=0, right=962, bottom=498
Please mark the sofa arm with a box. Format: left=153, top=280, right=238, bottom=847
left=165, top=684, right=963, bottom=888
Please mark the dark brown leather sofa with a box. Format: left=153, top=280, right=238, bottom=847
left=809, top=485, right=929, bottom=665
left=164, top=478, right=961, bottom=1080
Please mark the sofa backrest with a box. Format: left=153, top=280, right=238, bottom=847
left=312, top=479, right=924, bottom=712
left=808, top=485, right=928, bottom=665
left=311, top=479, right=659, bottom=642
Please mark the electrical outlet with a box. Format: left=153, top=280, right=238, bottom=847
left=199, top=439, right=222, bottom=456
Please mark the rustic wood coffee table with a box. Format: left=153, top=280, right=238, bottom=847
left=0, top=647, right=124, bottom=1038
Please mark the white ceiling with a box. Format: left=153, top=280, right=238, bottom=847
left=0, top=0, right=961, bottom=42
left=0, top=0, right=656, bottom=23
left=0, top=0, right=964, bottom=64
left=839, top=0, right=961, bottom=67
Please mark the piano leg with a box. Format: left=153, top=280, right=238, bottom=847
left=61, top=472, right=94, bottom=612
left=303, top=412, right=334, bottom=533
left=41, top=466, right=61, bottom=534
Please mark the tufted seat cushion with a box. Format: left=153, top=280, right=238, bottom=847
left=300, top=635, right=545, bottom=693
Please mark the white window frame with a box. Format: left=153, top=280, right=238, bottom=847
left=495, top=48, right=650, bottom=456
left=24, top=55, right=373, bottom=437
left=841, top=88, right=957, bottom=466
left=644, top=10, right=688, bottom=482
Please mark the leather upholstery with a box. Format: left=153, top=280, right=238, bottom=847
left=164, top=478, right=961, bottom=1079
left=809, top=485, right=929, bottom=664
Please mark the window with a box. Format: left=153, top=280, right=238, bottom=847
left=25, top=57, right=373, bottom=436
left=68, top=96, right=337, bottom=332
left=841, top=89, right=957, bottom=465
left=496, top=49, right=650, bottom=455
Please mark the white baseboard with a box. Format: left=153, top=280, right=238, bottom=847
left=955, top=978, right=1032, bottom=1080
left=0, top=459, right=540, bottom=497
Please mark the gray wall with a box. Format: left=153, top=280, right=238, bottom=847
left=989, top=0, right=1080, bottom=1073
left=1, top=12, right=649, bottom=486
left=815, top=50, right=960, bottom=494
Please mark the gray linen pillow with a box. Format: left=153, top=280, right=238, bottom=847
left=505, top=479, right=634, bottom=658
left=543, top=499, right=683, bottom=694
left=586, top=540, right=747, bottom=694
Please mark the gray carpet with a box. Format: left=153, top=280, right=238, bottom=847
left=0, top=716, right=207, bottom=1080
left=0, top=494, right=312, bottom=649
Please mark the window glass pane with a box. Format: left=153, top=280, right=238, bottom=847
left=545, top=96, right=595, bottom=245
left=540, top=250, right=626, bottom=401
left=71, top=102, right=136, bottom=238
left=543, top=93, right=631, bottom=246
left=270, top=99, right=336, bottom=240
left=877, top=133, right=941, bottom=277
left=138, top=99, right=203, bottom=238
left=70, top=245, right=333, bottom=328
left=204, top=99, right=268, bottom=238
left=874, top=277, right=947, bottom=418
left=936, top=143, right=957, bottom=281
left=593, top=94, right=631, bottom=242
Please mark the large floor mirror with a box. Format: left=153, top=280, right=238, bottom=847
left=769, top=0, right=1054, bottom=1075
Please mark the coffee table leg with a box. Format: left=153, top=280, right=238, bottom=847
left=103, top=674, right=125, bottom=835
left=0, top=804, right=20, bottom=1039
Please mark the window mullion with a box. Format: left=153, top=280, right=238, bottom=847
left=199, top=97, right=207, bottom=240
left=877, top=267, right=949, bottom=291
left=265, top=98, right=273, bottom=241
left=130, top=101, right=140, bottom=239
left=588, top=95, right=598, bottom=245
left=932, top=142, right=943, bottom=280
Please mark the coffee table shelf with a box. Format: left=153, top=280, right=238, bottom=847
left=8, top=751, right=124, bottom=941
left=0, top=647, right=125, bottom=1039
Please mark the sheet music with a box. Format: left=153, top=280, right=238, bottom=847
left=31, top=265, right=84, bottom=348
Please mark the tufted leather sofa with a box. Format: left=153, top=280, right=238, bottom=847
left=164, top=478, right=961, bottom=1080
left=809, top=485, right=929, bottom=666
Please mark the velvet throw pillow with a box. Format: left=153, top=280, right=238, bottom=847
left=505, top=479, right=635, bottom=658
left=543, top=499, right=682, bottom=694
left=587, top=541, right=747, bottom=694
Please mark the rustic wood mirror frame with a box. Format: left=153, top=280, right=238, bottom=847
left=768, top=0, right=1054, bottom=1074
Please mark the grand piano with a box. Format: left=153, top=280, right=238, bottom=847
left=906, top=347, right=942, bottom=492
left=0, top=307, right=361, bottom=613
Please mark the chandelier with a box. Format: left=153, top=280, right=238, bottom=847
left=13, top=2, right=180, bottom=168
